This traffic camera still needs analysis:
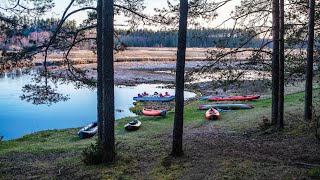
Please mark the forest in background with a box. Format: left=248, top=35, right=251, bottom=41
left=0, top=17, right=271, bottom=50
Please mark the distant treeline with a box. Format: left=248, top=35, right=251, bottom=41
left=116, top=29, right=270, bottom=48
left=1, top=17, right=270, bottom=49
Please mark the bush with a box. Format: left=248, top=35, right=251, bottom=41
left=82, top=142, right=103, bottom=165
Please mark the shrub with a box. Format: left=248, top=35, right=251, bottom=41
left=82, top=142, right=103, bottom=165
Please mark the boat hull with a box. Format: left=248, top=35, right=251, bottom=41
left=124, top=120, right=142, bottom=131
left=78, top=122, right=98, bottom=139
left=205, top=108, right=220, bottom=120
left=133, top=96, right=175, bottom=102
left=142, top=108, right=167, bottom=116
left=198, top=104, right=254, bottom=110
left=208, top=95, right=260, bottom=101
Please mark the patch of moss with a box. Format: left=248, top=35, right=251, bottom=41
left=149, top=155, right=190, bottom=179
left=220, top=159, right=255, bottom=179
left=307, top=167, right=320, bottom=179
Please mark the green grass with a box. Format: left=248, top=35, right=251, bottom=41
left=1, top=89, right=318, bottom=155
left=0, top=88, right=319, bottom=179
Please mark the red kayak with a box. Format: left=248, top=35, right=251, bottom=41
left=209, top=95, right=260, bottom=101
left=205, top=108, right=220, bottom=120
left=142, top=108, right=167, bottom=116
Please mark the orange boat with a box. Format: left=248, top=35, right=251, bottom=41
left=142, top=108, right=167, bottom=116
left=208, top=95, right=260, bottom=101
left=205, top=108, right=220, bottom=120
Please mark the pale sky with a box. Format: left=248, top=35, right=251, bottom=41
left=47, top=0, right=241, bottom=28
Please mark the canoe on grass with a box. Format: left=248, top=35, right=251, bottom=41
left=208, top=95, right=260, bottom=101
left=124, top=120, right=142, bottom=131
left=205, top=108, right=220, bottom=120
left=199, top=96, right=211, bottom=101
left=133, top=95, right=175, bottom=102
left=198, top=104, right=254, bottom=110
left=78, top=122, right=98, bottom=139
left=142, top=108, right=167, bottom=116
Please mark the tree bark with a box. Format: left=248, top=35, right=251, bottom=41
left=272, top=0, right=280, bottom=125
left=278, top=0, right=284, bottom=129
left=171, top=0, right=188, bottom=157
left=96, top=0, right=103, bottom=144
left=101, top=0, right=115, bottom=163
left=304, top=0, right=315, bottom=121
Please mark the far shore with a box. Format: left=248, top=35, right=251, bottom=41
left=32, top=47, right=260, bottom=64
left=2, top=47, right=311, bottom=97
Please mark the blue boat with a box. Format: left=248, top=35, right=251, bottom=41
left=200, top=95, right=231, bottom=101
left=199, top=96, right=212, bottom=101
left=133, top=95, right=175, bottom=102
left=198, top=104, right=254, bottom=110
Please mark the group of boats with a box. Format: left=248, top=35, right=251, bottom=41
left=78, top=91, right=170, bottom=139
left=78, top=119, right=143, bottom=139
left=78, top=93, right=260, bottom=139
left=199, top=95, right=259, bottom=120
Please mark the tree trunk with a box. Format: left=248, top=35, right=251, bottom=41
left=278, top=0, right=284, bottom=129
left=96, top=0, right=103, bottom=144
left=304, top=0, right=315, bottom=121
left=272, top=0, right=280, bottom=125
left=171, top=0, right=188, bottom=157
left=101, top=0, right=115, bottom=163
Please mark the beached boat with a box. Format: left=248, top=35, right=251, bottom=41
left=198, top=104, right=254, bottom=110
left=133, top=92, right=174, bottom=102
left=78, top=122, right=98, bottom=139
left=208, top=95, right=260, bottom=101
left=142, top=108, right=167, bottom=116
left=205, top=108, right=220, bottom=120
left=199, top=96, right=212, bottom=101
left=124, top=120, right=142, bottom=131
left=133, top=95, right=175, bottom=102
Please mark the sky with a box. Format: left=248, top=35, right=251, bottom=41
left=47, top=0, right=241, bottom=28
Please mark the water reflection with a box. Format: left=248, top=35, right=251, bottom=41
left=20, top=75, right=70, bottom=106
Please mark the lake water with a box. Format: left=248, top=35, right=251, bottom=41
left=0, top=69, right=195, bottom=140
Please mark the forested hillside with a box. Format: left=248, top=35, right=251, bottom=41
left=117, top=28, right=267, bottom=48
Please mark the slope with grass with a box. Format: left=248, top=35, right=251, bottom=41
left=0, top=89, right=319, bottom=179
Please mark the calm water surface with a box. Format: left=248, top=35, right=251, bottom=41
left=0, top=69, right=195, bottom=140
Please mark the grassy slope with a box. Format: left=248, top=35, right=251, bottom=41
left=0, top=89, right=319, bottom=179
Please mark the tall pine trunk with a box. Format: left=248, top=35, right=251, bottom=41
left=97, top=0, right=103, bottom=144
left=304, top=0, right=315, bottom=121
left=101, top=0, right=115, bottom=163
left=271, top=0, right=280, bottom=125
left=278, top=0, right=285, bottom=129
left=171, top=0, right=188, bottom=157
